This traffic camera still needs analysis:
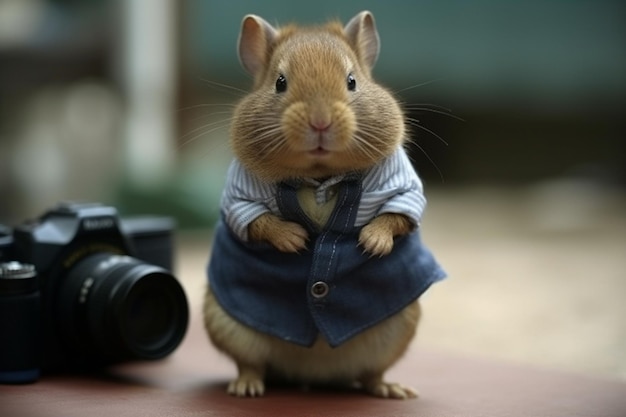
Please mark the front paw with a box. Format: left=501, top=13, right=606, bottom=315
left=358, top=213, right=413, bottom=257
left=269, top=221, right=308, bottom=253
left=359, top=223, right=394, bottom=257
left=249, top=213, right=308, bottom=253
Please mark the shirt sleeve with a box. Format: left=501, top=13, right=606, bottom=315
left=360, top=147, right=427, bottom=227
left=221, top=160, right=276, bottom=241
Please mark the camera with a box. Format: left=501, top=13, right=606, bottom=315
left=0, top=202, right=189, bottom=381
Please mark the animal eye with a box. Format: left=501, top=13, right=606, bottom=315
left=347, top=73, right=357, bottom=91
left=275, top=74, right=287, bottom=93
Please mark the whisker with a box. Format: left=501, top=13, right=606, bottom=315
left=251, top=131, right=280, bottom=147
left=241, top=117, right=280, bottom=134
left=198, top=77, right=248, bottom=96
left=405, top=139, right=445, bottom=183
left=257, top=129, right=287, bottom=155
left=242, top=118, right=283, bottom=127
left=253, top=128, right=284, bottom=150
left=177, top=103, right=237, bottom=112
left=196, top=136, right=230, bottom=159
left=404, top=107, right=465, bottom=122
left=262, top=139, right=287, bottom=156
left=179, top=117, right=233, bottom=142
left=178, top=120, right=231, bottom=149
left=403, top=103, right=454, bottom=112
left=405, top=118, right=449, bottom=146
left=394, top=78, right=447, bottom=95
left=352, top=131, right=387, bottom=160
left=185, top=111, right=234, bottom=125
left=239, top=124, right=286, bottom=154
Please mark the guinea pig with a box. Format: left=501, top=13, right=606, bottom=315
left=204, top=10, right=445, bottom=399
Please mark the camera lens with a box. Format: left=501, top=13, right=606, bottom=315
left=58, top=253, right=188, bottom=364
left=117, top=270, right=185, bottom=357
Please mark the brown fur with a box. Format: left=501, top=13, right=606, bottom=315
left=204, top=11, right=421, bottom=399
left=204, top=286, right=421, bottom=398
left=231, top=14, right=405, bottom=183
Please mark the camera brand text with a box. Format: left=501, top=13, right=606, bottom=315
left=82, top=218, right=115, bottom=231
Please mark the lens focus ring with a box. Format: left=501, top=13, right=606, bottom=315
left=58, top=253, right=189, bottom=364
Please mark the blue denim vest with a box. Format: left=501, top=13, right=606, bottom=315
left=208, top=176, right=446, bottom=347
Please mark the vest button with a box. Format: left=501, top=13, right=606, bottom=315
left=311, top=281, right=329, bottom=298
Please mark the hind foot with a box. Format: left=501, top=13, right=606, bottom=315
left=227, top=365, right=265, bottom=397
left=361, top=375, right=419, bottom=399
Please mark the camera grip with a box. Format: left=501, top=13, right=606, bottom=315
left=0, top=263, right=41, bottom=384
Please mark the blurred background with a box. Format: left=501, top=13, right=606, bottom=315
left=1, top=0, right=625, bottom=380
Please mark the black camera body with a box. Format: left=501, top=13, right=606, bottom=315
left=0, top=203, right=189, bottom=379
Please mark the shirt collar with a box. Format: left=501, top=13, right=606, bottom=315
left=284, top=171, right=362, bottom=205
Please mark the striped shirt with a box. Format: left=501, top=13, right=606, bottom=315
left=221, top=147, right=426, bottom=241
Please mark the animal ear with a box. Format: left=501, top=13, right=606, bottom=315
left=238, top=15, right=278, bottom=76
left=344, top=11, right=380, bottom=69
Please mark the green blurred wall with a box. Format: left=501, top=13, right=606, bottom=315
left=180, top=1, right=626, bottom=185
left=185, top=0, right=626, bottom=113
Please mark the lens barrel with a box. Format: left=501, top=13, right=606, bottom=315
left=59, top=254, right=188, bottom=364
left=0, top=262, right=40, bottom=383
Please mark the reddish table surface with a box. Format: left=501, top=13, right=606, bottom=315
left=2, top=309, right=625, bottom=417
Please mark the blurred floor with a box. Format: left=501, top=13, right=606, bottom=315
left=175, top=185, right=626, bottom=381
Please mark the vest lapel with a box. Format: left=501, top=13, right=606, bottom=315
left=276, top=175, right=362, bottom=235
